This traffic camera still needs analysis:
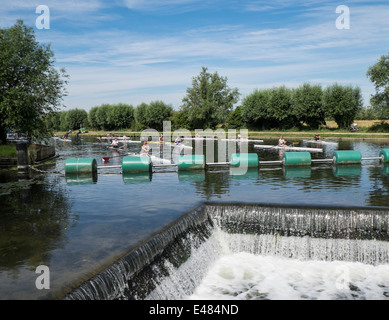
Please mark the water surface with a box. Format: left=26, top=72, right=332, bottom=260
left=1, top=136, right=389, bottom=299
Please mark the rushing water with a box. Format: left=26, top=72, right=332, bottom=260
left=1, top=136, right=389, bottom=299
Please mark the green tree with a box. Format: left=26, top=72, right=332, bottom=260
left=145, top=101, right=172, bottom=131
left=367, top=53, right=389, bottom=119
left=170, top=110, right=191, bottom=131
left=107, top=104, right=134, bottom=130
left=240, top=89, right=272, bottom=130
left=0, top=20, right=68, bottom=143
left=181, top=67, right=240, bottom=129
left=268, top=86, right=296, bottom=129
left=291, top=83, right=325, bottom=129
left=134, top=103, right=148, bottom=130
left=227, top=106, right=245, bottom=129
left=65, top=109, right=88, bottom=130
left=44, top=112, right=61, bottom=132
left=323, top=84, right=363, bottom=129
left=88, top=106, right=100, bottom=130
left=95, top=104, right=110, bottom=130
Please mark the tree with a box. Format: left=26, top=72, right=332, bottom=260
left=95, top=104, right=110, bottom=130
left=291, top=83, right=325, bottom=129
left=134, top=103, right=149, bottom=131
left=367, top=53, right=389, bottom=119
left=88, top=106, right=99, bottom=130
left=65, top=109, right=88, bottom=130
left=0, top=20, right=68, bottom=143
left=145, top=101, right=172, bottom=131
left=181, top=67, right=240, bottom=129
left=323, top=84, right=363, bottom=129
left=240, top=89, right=272, bottom=130
left=227, top=106, right=245, bottom=129
left=268, top=86, right=296, bottom=129
left=107, top=104, right=134, bottom=129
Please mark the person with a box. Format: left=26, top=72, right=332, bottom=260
left=76, top=129, right=81, bottom=138
left=141, top=141, right=150, bottom=156
left=175, top=136, right=181, bottom=145
left=159, top=134, right=164, bottom=143
left=63, top=129, right=71, bottom=139
left=314, top=133, right=321, bottom=142
left=278, top=136, right=287, bottom=147
left=111, top=138, right=119, bottom=148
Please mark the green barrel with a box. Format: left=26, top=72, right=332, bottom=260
left=122, top=156, right=151, bottom=173
left=178, top=155, right=205, bottom=171
left=379, top=149, right=389, bottom=163
left=231, top=153, right=258, bottom=168
left=332, top=150, right=362, bottom=164
left=65, top=158, right=97, bottom=174
left=283, top=152, right=311, bottom=166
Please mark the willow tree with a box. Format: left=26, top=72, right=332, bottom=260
left=323, top=83, right=363, bottom=129
left=181, top=67, right=240, bottom=129
left=0, top=20, right=68, bottom=143
left=367, top=52, right=389, bottom=119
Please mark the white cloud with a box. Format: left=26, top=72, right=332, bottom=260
left=2, top=1, right=387, bottom=110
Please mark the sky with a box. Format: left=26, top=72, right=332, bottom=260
left=1, top=0, right=389, bottom=112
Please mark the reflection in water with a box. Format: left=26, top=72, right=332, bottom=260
left=178, top=171, right=205, bottom=182
left=332, top=165, right=362, bottom=177
left=122, top=172, right=152, bottom=184
left=0, top=175, right=74, bottom=274
left=283, top=166, right=311, bottom=179
left=65, top=172, right=98, bottom=185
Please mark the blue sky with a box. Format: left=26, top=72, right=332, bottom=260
left=1, top=0, right=389, bottom=111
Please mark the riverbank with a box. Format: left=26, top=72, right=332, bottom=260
left=0, top=143, right=56, bottom=166
left=69, top=130, right=389, bottom=141
left=53, top=120, right=389, bottom=141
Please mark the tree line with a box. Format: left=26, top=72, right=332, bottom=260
left=46, top=81, right=365, bottom=133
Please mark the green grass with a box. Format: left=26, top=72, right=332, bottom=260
left=0, top=145, right=17, bottom=158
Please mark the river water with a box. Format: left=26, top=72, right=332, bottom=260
left=1, top=136, right=389, bottom=299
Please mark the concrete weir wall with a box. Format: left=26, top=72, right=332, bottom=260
left=28, top=144, right=56, bottom=163
left=64, top=203, right=389, bottom=300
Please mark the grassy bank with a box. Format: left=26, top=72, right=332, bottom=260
left=0, top=145, right=17, bottom=158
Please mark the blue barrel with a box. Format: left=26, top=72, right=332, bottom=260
left=332, top=150, right=362, bottom=164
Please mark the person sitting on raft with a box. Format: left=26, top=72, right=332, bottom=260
left=175, top=136, right=181, bottom=145
left=314, top=133, right=321, bottom=142
left=141, top=141, right=150, bottom=156
left=111, top=138, right=120, bottom=148
left=278, top=136, right=287, bottom=147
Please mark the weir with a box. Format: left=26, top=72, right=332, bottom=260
left=64, top=203, right=389, bottom=300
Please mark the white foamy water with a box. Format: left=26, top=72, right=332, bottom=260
left=189, top=252, right=389, bottom=300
